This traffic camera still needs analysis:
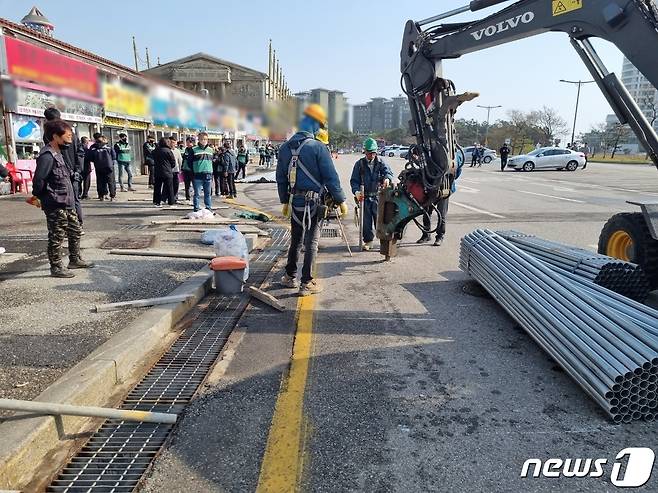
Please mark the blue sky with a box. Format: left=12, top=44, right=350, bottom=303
left=2, top=1, right=626, bottom=138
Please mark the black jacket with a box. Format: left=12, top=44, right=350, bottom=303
left=499, top=145, right=511, bottom=157
left=33, top=144, right=75, bottom=211
left=153, top=145, right=175, bottom=177
left=0, top=162, right=8, bottom=179
left=143, top=141, right=157, bottom=165
left=85, top=142, right=116, bottom=176
left=44, top=130, right=84, bottom=179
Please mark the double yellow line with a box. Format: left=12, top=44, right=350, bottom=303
left=256, top=294, right=316, bottom=492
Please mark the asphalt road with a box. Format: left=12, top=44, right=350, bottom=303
left=139, top=155, right=658, bottom=493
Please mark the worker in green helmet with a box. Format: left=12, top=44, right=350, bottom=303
left=350, top=138, right=394, bottom=251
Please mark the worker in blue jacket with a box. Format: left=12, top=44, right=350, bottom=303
left=350, top=138, right=394, bottom=251
left=276, top=104, right=347, bottom=296
left=417, top=148, right=464, bottom=246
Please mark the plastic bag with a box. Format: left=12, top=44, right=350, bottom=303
left=184, top=209, right=215, bottom=220
left=200, top=229, right=221, bottom=245
left=213, top=225, right=249, bottom=280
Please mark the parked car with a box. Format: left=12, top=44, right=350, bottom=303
left=463, top=146, right=497, bottom=164
left=506, top=147, right=587, bottom=172
left=388, top=146, right=409, bottom=158
left=381, top=145, right=399, bottom=156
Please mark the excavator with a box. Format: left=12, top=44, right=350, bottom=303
left=377, top=0, right=658, bottom=289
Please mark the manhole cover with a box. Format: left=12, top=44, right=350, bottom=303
left=321, top=228, right=341, bottom=238
left=100, top=235, right=155, bottom=249
left=462, top=281, right=492, bottom=298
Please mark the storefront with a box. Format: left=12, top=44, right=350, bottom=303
left=0, top=36, right=102, bottom=170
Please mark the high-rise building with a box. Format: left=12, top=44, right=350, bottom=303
left=293, top=88, right=349, bottom=129
left=352, top=95, right=412, bottom=135
left=606, top=57, right=657, bottom=131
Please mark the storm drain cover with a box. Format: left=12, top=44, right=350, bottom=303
left=321, top=227, right=341, bottom=238
left=100, top=235, right=155, bottom=249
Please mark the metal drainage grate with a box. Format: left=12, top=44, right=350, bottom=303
left=119, top=224, right=152, bottom=231
left=46, top=230, right=287, bottom=493
left=320, top=227, right=341, bottom=239
left=269, top=227, right=291, bottom=249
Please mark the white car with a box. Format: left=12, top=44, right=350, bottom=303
left=506, top=147, right=586, bottom=172
left=463, top=146, right=497, bottom=164
left=388, top=146, right=409, bottom=158
left=380, top=145, right=398, bottom=156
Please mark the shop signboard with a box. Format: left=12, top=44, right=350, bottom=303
left=4, top=37, right=99, bottom=97
left=12, top=115, right=42, bottom=142
left=10, top=83, right=103, bottom=123
left=151, top=85, right=206, bottom=129
left=103, top=82, right=150, bottom=121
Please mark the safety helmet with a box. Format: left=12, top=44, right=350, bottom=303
left=363, top=137, right=378, bottom=152
left=303, top=103, right=328, bottom=128
left=316, top=128, right=329, bottom=145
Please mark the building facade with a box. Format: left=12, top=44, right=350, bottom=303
left=352, top=95, right=412, bottom=135
left=141, top=53, right=267, bottom=112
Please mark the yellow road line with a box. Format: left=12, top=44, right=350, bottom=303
left=256, top=294, right=316, bottom=493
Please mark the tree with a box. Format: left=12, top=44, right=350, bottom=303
left=531, top=106, right=569, bottom=145
left=643, top=97, right=658, bottom=158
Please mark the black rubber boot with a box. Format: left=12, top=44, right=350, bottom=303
left=68, top=258, right=95, bottom=269
left=51, top=265, right=75, bottom=278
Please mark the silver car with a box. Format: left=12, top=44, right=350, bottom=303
left=463, top=146, right=497, bottom=164
left=507, top=147, right=587, bottom=172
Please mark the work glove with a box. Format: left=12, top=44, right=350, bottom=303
left=354, top=191, right=363, bottom=202
left=338, top=202, right=348, bottom=217
left=282, top=203, right=290, bottom=218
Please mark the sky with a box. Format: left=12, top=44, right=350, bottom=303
left=2, top=0, right=627, bottom=139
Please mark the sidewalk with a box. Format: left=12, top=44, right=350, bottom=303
left=0, top=174, right=254, bottom=408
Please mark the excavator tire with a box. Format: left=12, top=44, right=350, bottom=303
left=598, top=212, right=658, bottom=290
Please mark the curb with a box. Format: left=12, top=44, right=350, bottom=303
left=0, top=265, right=213, bottom=491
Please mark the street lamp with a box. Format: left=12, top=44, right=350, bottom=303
left=477, top=104, right=502, bottom=146
left=560, top=79, right=595, bottom=146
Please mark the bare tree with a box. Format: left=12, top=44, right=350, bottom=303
left=643, top=96, right=658, bottom=158
left=531, top=106, right=569, bottom=145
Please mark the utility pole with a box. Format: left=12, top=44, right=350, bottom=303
left=132, top=36, right=139, bottom=71
left=477, top=104, right=502, bottom=146
left=267, top=40, right=272, bottom=101
left=145, top=47, right=151, bottom=69
left=560, top=79, right=595, bottom=146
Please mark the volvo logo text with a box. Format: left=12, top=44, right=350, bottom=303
left=470, top=12, right=535, bottom=41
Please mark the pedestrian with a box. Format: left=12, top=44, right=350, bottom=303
left=80, top=136, right=91, bottom=199
left=582, top=142, right=589, bottom=170
left=85, top=133, right=116, bottom=201
left=43, top=108, right=85, bottom=228
left=470, top=143, right=479, bottom=167
left=236, top=145, right=249, bottom=179
left=114, top=132, right=135, bottom=192
left=258, top=145, right=266, bottom=167
left=276, top=104, right=347, bottom=296
left=499, top=142, right=511, bottom=171
left=143, top=134, right=157, bottom=189
left=212, top=146, right=224, bottom=196
left=350, top=138, right=393, bottom=251
left=416, top=150, right=464, bottom=246
left=169, top=136, right=183, bottom=203
left=265, top=144, right=274, bottom=168
left=221, top=141, right=238, bottom=199
left=152, top=137, right=175, bottom=207
left=32, top=119, right=94, bottom=278
left=476, top=145, right=484, bottom=167
left=182, top=137, right=195, bottom=204
left=191, top=132, right=214, bottom=212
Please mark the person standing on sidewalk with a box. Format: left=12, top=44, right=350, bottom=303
left=236, top=145, right=249, bottom=180
left=276, top=104, right=348, bottom=296
left=85, top=133, right=116, bottom=201
left=192, top=132, right=214, bottom=212
left=44, top=108, right=85, bottom=228
left=350, top=138, right=393, bottom=251
left=143, top=134, right=157, bottom=189
left=221, top=142, right=238, bottom=198
left=212, top=145, right=225, bottom=196
left=170, top=136, right=183, bottom=203
left=499, top=142, right=511, bottom=172
left=80, top=136, right=91, bottom=199
left=152, top=137, right=176, bottom=207
left=114, top=133, right=135, bottom=192
left=32, top=120, right=94, bottom=278
left=182, top=137, right=195, bottom=204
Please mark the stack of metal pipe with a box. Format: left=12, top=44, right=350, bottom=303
left=460, top=229, right=658, bottom=423
left=495, top=230, right=650, bottom=302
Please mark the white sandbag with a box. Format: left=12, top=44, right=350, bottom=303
left=213, top=225, right=249, bottom=280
